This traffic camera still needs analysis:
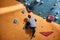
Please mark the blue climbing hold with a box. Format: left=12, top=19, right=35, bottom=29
left=13, top=19, right=18, bottom=24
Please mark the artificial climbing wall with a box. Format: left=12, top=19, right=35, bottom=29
left=21, top=0, right=60, bottom=24
left=0, top=0, right=60, bottom=40
left=23, top=0, right=57, bottom=17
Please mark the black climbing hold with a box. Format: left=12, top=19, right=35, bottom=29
left=54, top=3, right=57, bottom=6
left=50, top=7, right=54, bottom=11
left=56, top=12, right=58, bottom=15
left=13, top=19, right=18, bottom=24
left=54, top=12, right=59, bottom=16
left=26, top=5, right=34, bottom=13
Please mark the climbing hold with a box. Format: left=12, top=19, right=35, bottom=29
left=25, top=2, right=28, bottom=6
left=55, top=11, right=59, bottom=15
left=41, top=1, right=44, bottom=4
left=39, top=1, right=44, bottom=5
left=26, top=5, right=33, bottom=13
left=54, top=3, right=57, bottom=6
left=43, top=17, right=46, bottom=19
left=50, top=7, right=54, bottom=11
left=24, top=2, right=30, bottom=6
left=22, top=10, right=25, bottom=14
left=38, top=12, right=42, bottom=15
left=36, top=0, right=41, bottom=3
left=13, top=19, right=18, bottom=24
left=40, top=31, right=53, bottom=37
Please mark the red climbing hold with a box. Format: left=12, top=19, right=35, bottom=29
left=48, top=15, right=54, bottom=21
left=40, top=31, right=53, bottom=37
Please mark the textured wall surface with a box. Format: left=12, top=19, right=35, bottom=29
left=22, top=0, right=60, bottom=24
left=0, top=0, right=60, bottom=40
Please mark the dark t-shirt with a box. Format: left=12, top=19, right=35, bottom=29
left=25, top=22, right=30, bottom=29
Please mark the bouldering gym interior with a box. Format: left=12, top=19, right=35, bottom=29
left=0, top=0, right=60, bottom=40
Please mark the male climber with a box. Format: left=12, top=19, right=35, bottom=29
left=28, top=15, right=37, bottom=37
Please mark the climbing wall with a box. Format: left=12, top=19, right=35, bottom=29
left=0, top=0, right=60, bottom=40
left=22, top=0, right=57, bottom=17
left=49, top=1, right=60, bottom=24
left=19, top=0, right=60, bottom=24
